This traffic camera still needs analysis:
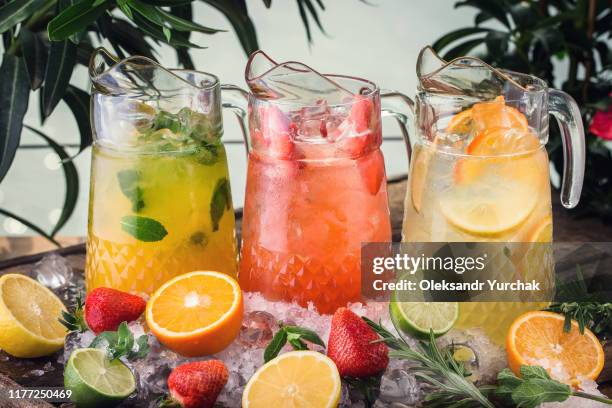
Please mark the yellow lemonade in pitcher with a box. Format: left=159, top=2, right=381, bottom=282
left=403, top=96, right=552, bottom=345
left=86, top=109, right=238, bottom=295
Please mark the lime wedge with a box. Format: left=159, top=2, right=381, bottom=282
left=390, top=301, right=459, bottom=339
left=64, top=348, right=135, bottom=408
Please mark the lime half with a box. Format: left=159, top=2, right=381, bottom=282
left=390, top=301, right=459, bottom=339
left=64, top=348, right=135, bottom=408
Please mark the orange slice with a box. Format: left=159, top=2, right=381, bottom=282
left=146, top=271, right=243, bottom=356
left=471, top=95, right=529, bottom=132
left=447, top=108, right=474, bottom=134
left=527, top=216, right=553, bottom=242
left=410, top=143, right=435, bottom=213
left=506, top=311, right=604, bottom=384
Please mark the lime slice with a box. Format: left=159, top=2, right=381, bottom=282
left=390, top=301, right=459, bottom=339
left=64, top=348, right=135, bottom=408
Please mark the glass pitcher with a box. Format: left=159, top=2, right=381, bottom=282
left=86, top=48, right=238, bottom=295
left=402, top=47, right=585, bottom=344
left=231, top=51, right=412, bottom=314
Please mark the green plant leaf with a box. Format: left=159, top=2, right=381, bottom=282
left=432, top=27, right=491, bottom=53
left=0, top=0, right=46, bottom=34
left=203, top=0, right=258, bottom=55
left=210, top=177, right=231, bottom=231
left=127, top=0, right=165, bottom=27
left=63, top=85, right=92, bottom=152
left=20, top=28, right=47, bottom=90
left=157, top=6, right=222, bottom=34
left=131, top=11, right=203, bottom=48
left=441, top=37, right=486, bottom=60
left=120, top=215, right=168, bottom=242
left=296, top=0, right=326, bottom=42
left=47, top=0, right=109, bottom=41
left=41, top=38, right=77, bottom=118
left=0, top=208, right=60, bottom=246
left=117, top=169, right=145, bottom=212
left=0, top=54, right=29, bottom=183
left=264, top=328, right=287, bottom=362
left=262, top=0, right=272, bottom=8
left=170, top=4, right=194, bottom=69
left=511, top=378, right=571, bottom=407
left=283, top=326, right=325, bottom=347
left=105, top=17, right=156, bottom=60
left=484, top=30, right=509, bottom=56
left=455, top=0, right=511, bottom=28
left=24, top=125, right=79, bottom=237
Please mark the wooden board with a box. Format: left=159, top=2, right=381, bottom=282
left=1, top=177, right=612, bottom=406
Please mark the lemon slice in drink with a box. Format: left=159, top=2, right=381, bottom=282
left=243, top=350, right=341, bottom=408
left=0, top=274, right=67, bottom=357
left=64, top=348, right=135, bottom=408
left=440, top=177, right=537, bottom=236
left=390, top=301, right=458, bottom=339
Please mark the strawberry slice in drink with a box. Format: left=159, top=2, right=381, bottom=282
left=335, top=95, right=375, bottom=157
left=358, top=150, right=385, bottom=195
left=258, top=105, right=296, bottom=160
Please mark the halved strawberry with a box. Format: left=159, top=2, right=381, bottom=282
left=358, top=151, right=386, bottom=195
left=258, top=105, right=296, bottom=159
left=349, top=95, right=374, bottom=134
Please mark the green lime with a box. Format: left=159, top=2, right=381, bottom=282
left=390, top=300, right=459, bottom=339
left=64, top=348, right=135, bottom=408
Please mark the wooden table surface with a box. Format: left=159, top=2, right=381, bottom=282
left=1, top=176, right=611, bottom=407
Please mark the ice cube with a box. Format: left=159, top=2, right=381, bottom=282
left=238, top=311, right=278, bottom=348
left=33, top=253, right=73, bottom=289
left=245, top=51, right=353, bottom=105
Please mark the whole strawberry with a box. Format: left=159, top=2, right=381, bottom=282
left=85, top=287, right=146, bottom=334
left=162, top=360, right=229, bottom=408
left=327, top=307, right=389, bottom=377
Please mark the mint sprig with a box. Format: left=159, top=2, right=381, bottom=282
left=264, top=325, right=325, bottom=362
left=117, top=169, right=145, bottom=212
left=210, top=178, right=231, bottom=232
left=121, top=215, right=168, bottom=242
left=497, top=366, right=612, bottom=407
left=90, top=321, right=150, bottom=361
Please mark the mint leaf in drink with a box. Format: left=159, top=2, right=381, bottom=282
left=117, top=170, right=145, bottom=212
left=210, top=178, right=231, bottom=232
left=120, top=215, right=168, bottom=242
left=194, top=143, right=219, bottom=166
left=189, top=231, right=208, bottom=247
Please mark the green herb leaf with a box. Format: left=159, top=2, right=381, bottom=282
left=264, top=328, right=287, bottom=362
left=284, top=326, right=325, bottom=347
left=117, top=169, right=145, bottom=212
left=210, top=178, right=231, bottom=232
left=520, top=365, right=551, bottom=380
left=90, top=321, right=150, bottom=361
left=511, top=378, right=571, bottom=408
left=194, top=144, right=219, bottom=165
left=121, top=215, right=168, bottom=242
left=189, top=231, right=208, bottom=247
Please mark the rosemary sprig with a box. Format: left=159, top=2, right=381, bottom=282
left=546, top=302, right=612, bottom=336
left=363, top=317, right=495, bottom=408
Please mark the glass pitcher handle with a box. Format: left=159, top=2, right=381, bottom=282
left=380, top=91, right=415, bottom=165
left=549, top=89, right=585, bottom=209
left=221, top=84, right=250, bottom=159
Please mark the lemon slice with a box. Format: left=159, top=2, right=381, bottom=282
left=440, top=178, right=537, bottom=236
left=243, top=350, right=341, bottom=408
left=0, top=274, right=67, bottom=357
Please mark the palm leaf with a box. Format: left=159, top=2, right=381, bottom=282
left=0, top=54, right=29, bottom=184
left=0, top=208, right=60, bottom=246
left=25, top=126, right=79, bottom=237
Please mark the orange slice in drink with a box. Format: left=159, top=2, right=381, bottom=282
left=527, top=216, right=553, bottom=242
left=410, top=142, right=436, bottom=213
left=471, top=95, right=529, bottom=132
left=506, top=311, right=604, bottom=384
left=146, top=271, right=243, bottom=356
